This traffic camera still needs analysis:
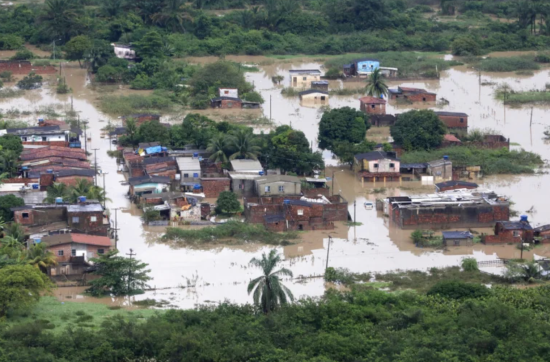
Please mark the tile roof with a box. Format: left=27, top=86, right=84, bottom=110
left=359, top=96, right=386, bottom=104
left=128, top=175, right=171, bottom=186
left=443, top=134, right=462, bottom=143
left=42, top=233, right=111, bottom=247
left=20, top=150, right=88, bottom=161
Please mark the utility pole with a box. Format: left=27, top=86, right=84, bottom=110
left=126, top=248, right=135, bottom=293
left=102, top=172, right=108, bottom=209
left=530, top=106, right=533, bottom=128
left=325, top=235, right=332, bottom=270
left=92, top=148, right=99, bottom=186
left=112, top=207, right=120, bottom=250
left=354, top=200, right=356, bottom=223
left=270, top=95, right=272, bottom=121
left=108, top=119, right=112, bottom=150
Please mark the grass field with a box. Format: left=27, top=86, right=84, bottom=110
left=6, top=297, right=162, bottom=334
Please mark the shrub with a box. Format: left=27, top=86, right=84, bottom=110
left=324, top=68, right=341, bottom=79
left=462, top=258, right=479, bottom=272
left=451, top=36, right=481, bottom=56
left=478, top=57, right=540, bottom=72
left=10, top=49, right=35, bottom=61
left=242, top=90, right=264, bottom=104
left=534, top=52, right=550, bottom=63
left=17, top=72, right=43, bottom=90
left=427, top=281, right=490, bottom=300
left=215, top=191, right=241, bottom=215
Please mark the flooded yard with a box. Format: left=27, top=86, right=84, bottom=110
left=1, top=54, right=549, bottom=308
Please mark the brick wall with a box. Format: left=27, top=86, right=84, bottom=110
left=437, top=115, right=468, bottom=129
left=0, top=61, right=57, bottom=75
left=303, top=188, right=330, bottom=197
left=406, top=93, right=436, bottom=102
left=67, top=211, right=108, bottom=235
left=201, top=178, right=230, bottom=198
left=14, top=208, right=66, bottom=226
left=360, top=102, right=386, bottom=115
left=56, top=175, right=94, bottom=186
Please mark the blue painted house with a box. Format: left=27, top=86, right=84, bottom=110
left=343, top=58, right=380, bottom=76
left=355, top=59, right=380, bottom=75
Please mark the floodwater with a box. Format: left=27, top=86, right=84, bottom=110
left=2, top=54, right=550, bottom=308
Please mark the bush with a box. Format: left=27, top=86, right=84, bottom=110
left=0, top=34, right=24, bottom=50
left=427, top=281, right=490, bottom=300
left=452, top=36, right=481, bottom=56
left=17, top=72, right=43, bottom=90
left=215, top=191, right=241, bottom=214
left=242, top=90, right=264, bottom=104
left=10, top=49, right=35, bottom=61
left=100, top=94, right=173, bottom=115
left=534, top=52, right=550, bottom=63
left=0, top=71, right=13, bottom=81
left=462, top=258, right=480, bottom=272
left=324, top=68, right=341, bottom=79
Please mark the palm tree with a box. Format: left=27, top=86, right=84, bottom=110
left=207, top=134, right=229, bottom=163
left=227, top=129, right=261, bottom=160
left=26, top=243, right=57, bottom=273
left=365, top=68, right=388, bottom=98
left=151, top=0, right=193, bottom=33
left=247, top=250, right=294, bottom=314
left=39, top=0, right=83, bottom=42
left=4, top=223, right=26, bottom=243
left=66, top=178, right=95, bottom=203
left=0, top=236, right=25, bottom=260
left=44, top=182, right=68, bottom=203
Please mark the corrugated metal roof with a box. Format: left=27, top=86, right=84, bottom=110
left=256, top=175, right=300, bottom=184
left=442, top=231, right=473, bottom=239
left=228, top=172, right=261, bottom=180
left=66, top=203, right=104, bottom=212
left=299, top=89, right=328, bottom=96
left=289, top=69, right=321, bottom=74
left=230, top=159, right=263, bottom=172
left=0, top=191, right=47, bottom=204
left=177, top=157, right=201, bottom=171
left=128, top=175, right=171, bottom=186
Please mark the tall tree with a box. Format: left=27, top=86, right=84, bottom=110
left=39, top=0, right=83, bottom=42
left=247, top=249, right=294, bottom=314
left=137, top=30, right=164, bottom=59
left=26, top=243, right=57, bottom=274
left=318, top=107, right=369, bottom=152
left=87, top=251, right=151, bottom=297
left=151, top=0, right=193, bottom=33
left=390, top=110, right=447, bottom=151
left=207, top=134, right=228, bottom=163
left=64, top=35, right=92, bottom=68
left=0, top=265, right=51, bottom=316
left=365, top=68, right=388, bottom=98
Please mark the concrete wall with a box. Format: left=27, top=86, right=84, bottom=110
left=356, top=60, right=380, bottom=74
left=231, top=178, right=256, bottom=197
left=290, top=74, right=320, bottom=88
left=14, top=207, right=66, bottom=226
left=366, top=159, right=400, bottom=173
left=257, top=181, right=301, bottom=196
left=67, top=211, right=108, bottom=235
left=22, top=141, right=69, bottom=147
left=300, top=93, right=328, bottom=104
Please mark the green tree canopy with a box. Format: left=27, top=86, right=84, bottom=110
left=137, top=30, right=164, bottom=59
left=318, top=107, right=370, bottom=151
left=215, top=191, right=241, bottom=214
left=64, top=35, right=92, bottom=67
left=0, top=264, right=51, bottom=316
left=136, top=119, right=170, bottom=144
left=0, top=194, right=24, bottom=221
left=87, top=251, right=151, bottom=297
left=190, top=61, right=253, bottom=97
left=390, top=110, right=447, bottom=151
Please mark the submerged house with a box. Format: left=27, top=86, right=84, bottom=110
left=359, top=96, right=387, bottom=115
left=343, top=59, right=380, bottom=76
left=427, top=157, right=453, bottom=182
left=299, top=89, right=328, bottom=105
left=353, top=151, right=400, bottom=182
left=388, top=87, right=436, bottom=102
left=484, top=216, right=534, bottom=244
left=289, top=69, right=321, bottom=89
left=442, top=231, right=474, bottom=246
left=255, top=175, right=301, bottom=197
left=435, top=111, right=468, bottom=134
left=436, top=180, right=478, bottom=192
left=112, top=43, right=136, bottom=60
left=311, top=81, right=329, bottom=91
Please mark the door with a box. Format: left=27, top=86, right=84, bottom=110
left=293, top=77, right=297, bottom=87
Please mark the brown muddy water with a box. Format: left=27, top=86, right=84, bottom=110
left=1, top=55, right=550, bottom=308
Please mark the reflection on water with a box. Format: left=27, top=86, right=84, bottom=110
left=0, top=54, right=549, bottom=308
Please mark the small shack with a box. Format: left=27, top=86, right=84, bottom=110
left=436, top=180, right=478, bottom=192
left=289, top=69, right=321, bottom=88
left=388, top=87, right=436, bottom=102
left=484, top=216, right=534, bottom=244
left=311, top=81, right=329, bottom=91
left=427, top=157, right=452, bottom=182
left=210, top=96, right=242, bottom=109
left=255, top=175, right=301, bottom=197
left=442, top=231, right=474, bottom=246
left=359, top=96, right=386, bottom=115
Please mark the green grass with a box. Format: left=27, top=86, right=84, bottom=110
left=477, top=57, right=540, bottom=72
left=324, top=51, right=458, bottom=78
left=161, top=221, right=299, bottom=246
left=400, top=147, right=543, bottom=175
left=99, top=93, right=174, bottom=115
left=499, top=90, right=550, bottom=105
left=6, top=297, right=161, bottom=334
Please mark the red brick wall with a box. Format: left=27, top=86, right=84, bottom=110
left=437, top=115, right=468, bottom=129
left=265, top=221, right=286, bottom=232
left=56, top=176, right=93, bottom=186
left=407, top=93, right=436, bottom=102
left=303, top=188, right=330, bottom=197
left=219, top=99, right=242, bottom=109
left=0, top=61, right=57, bottom=75
left=201, top=178, right=230, bottom=198
left=360, top=102, right=386, bottom=115
left=14, top=209, right=35, bottom=225
left=67, top=211, right=108, bottom=235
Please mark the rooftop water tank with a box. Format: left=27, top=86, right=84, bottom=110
left=283, top=199, right=290, bottom=205
left=520, top=215, right=528, bottom=222
left=259, top=171, right=264, bottom=176
left=46, top=169, right=53, bottom=174
left=193, top=184, right=201, bottom=190
left=193, top=152, right=199, bottom=158
left=31, top=184, right=39, bottom=190
left=443, top=155, right=449, bottom=161
left=38, top=118, right=44, bottom=123
left=55, top=197, right=63, bottom=203
left=78, top=196, right=87, bottom=203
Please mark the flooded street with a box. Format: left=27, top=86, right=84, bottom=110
left=2, top=54, right=550, bottom=308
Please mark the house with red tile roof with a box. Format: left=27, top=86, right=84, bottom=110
left=41, top=233, right=113, bottom=264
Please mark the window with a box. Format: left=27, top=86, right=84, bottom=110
left=278, top=185, right=284, bottom=192
left=227, top=102, right=233, bottom=108
left=265, top=186, right=271, bottom=192
left=373, top=163, right=379, bottom=168
left=98, top=249, right=105, bottom=254
left=320, top=96, right=326, bottom=101
left=422, top=97, right=427, bottom=101
left=513, top=230, right=520, bottom=237
left=362, top=64, right=366, bottom=69
left=90, top=216, right=97, bottom=222
left=389, top=163, right=395, bottom=168
left=371, top=104, right=376, bottom=109
left=460, top=118, right=464, bottom=123
left=297, top=209, right=304, bottom=216
left=183, top=173, right=189, bottom=178
left=22, top=136, right=27, bottom=141
left=303, top=77, right=307, bottom=80
left=71, top=249, right=76, bottom=256
left=193, top=173, right=199, bottom=178
left=224, top=90, right=229, bottom=94
left=42, top=137, right=47, bottom=141
left=22, top=212, right=29, bottom=219
left=454, top=240, right=460, bottom=246
left=58, top=250, right=64, bottom=256
left=72, top=216, right=80, bottom=223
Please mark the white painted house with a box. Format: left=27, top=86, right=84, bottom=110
left=111, top=43, right=136, bottom=60
left=3, top=126, right=69, bottom=143
left=219, top=88, right=239, bottom=98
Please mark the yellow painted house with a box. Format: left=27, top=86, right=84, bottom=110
left=289, top=69, right=321, bottom=89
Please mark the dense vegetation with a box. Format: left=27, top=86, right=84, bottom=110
left=4, top=277, right=550, bottom=361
